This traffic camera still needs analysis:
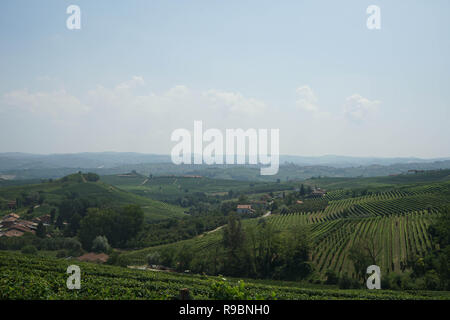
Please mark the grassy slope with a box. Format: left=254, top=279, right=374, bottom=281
left=0, top=173, right=186, bottom=221
left=1, top=251, right=448, bottom=300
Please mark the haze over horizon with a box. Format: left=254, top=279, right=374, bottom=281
left=1, top=1, right=449, bottom=158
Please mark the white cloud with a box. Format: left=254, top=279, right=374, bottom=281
left=2, top=89, right=89, bottom=117
left=295, top=85, right=319, bottom=112
left=203, top=89, right=266, bottom=116
left=115, top=76, right=145, bottom=90
left=343, top=94, right=380, bottom=122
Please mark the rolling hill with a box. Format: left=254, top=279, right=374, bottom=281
left=0, top=172, right=186, bottom=221
left=119, top=172, right=450, bottom=279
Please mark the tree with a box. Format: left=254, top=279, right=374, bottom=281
left=176, top=245, right=193, bottom=272
left=147, top=251, right=161, bottom=266
left=349, top=235, right=381, bottom=282
left=55, top=214, right=64, bottom=229
left=299, top=184, right=305, bottom=196
left=223, top=214, right=248, bottom=276
left=238, top=194, right=248, bottom=203
left=36, top=222, right=46, bottom=238
left=325, top=269, right=339, bottom=285
left=50, top=208, right=56, bottom=224
left=78, top=205, right=144, bottom=250
left=279, top=223, right=311, bottom=280
left=85, top=172, right=100, bottom=182
left=92, top=235, right=110, bottom=253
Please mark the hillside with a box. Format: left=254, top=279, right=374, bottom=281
left=120, top=177, right=450, bottom=279
left=101, top=173, right=294, bottom=203
left=0, top=173, right=186, bottom=221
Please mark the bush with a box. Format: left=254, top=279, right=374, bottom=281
left=116, top=255, right=131, bottom=267
left=338, top=273, right=360, bottom=289
left=338, top=273, right=351, bottom=289
left=91, top=235, right=110, bottom=253
left=424, top=270, right=440, bottom=290
left=106, top=251, right=120, bottom=265
left=56, top=250, right=68, bottom=258
left=146, top=251, right=161, bottom=266
left=325, top=269, right=338, bottom=285
left=21, top=245, right=37, bottom=255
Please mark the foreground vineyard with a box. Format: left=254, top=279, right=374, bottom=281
left=1, top=251, right=448, bottom=300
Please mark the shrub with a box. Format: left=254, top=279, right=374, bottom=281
left=424, top=270, right=440, bottom=290
left=338, top=273, right=352, bottom=289
left=91, top=236, right=110, bottom=253
left=146, top=251, right=161, bottom=266
left=325, top=269, right=338, bottom=285
left=56, top=250, right=68, bottom=258
left=21, top=245, right=37, bottom=255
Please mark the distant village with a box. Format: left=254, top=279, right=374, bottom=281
left=0, top=212, right=51, bottom=238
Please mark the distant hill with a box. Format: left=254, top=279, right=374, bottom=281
left=1, top=152, right=450, bottom=181
left=0, top=172, right=186, bottom=221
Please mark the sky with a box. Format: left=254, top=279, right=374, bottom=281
left=0, top=0, right=449, bottom=158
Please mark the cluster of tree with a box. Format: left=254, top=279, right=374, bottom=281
left=268, top=184, right=328, bottom=214
left=144, top=215, right=313, bottom=281
left=78, top=205, right=144, bottom=250
left=409, top=205, right=450, bottom=290
left=57, top=197, right=100, bottom=236
left=0, top=233, right=83, bottom=256
left=221, top=216, right=312, bottom=280
left=60, top=172, right=100, bottom=183
left=131, top=213, right=228, bottom=248
left=14, top=191, right=45, bottom=208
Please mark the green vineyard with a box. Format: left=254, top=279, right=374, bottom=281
left=0, top=251, right=448, bottom=300
left=121, top=180, right=450, bottom=281
left=270, top=211, right=435, bottom=277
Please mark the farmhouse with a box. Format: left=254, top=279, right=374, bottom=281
left=4, top=229, right=24, bottom=237
left=8, top=224, right=34, bottom=234
left=237, top=204, right=255, bottom=214
left=4, top=213, right=19, bottom=220
left=0, top=213, right=39, bottom=237
left=1, top=217, right=18, bottom=228
left=312, top=188, right=327, bottom=197
left=33, top=214, right=51, bottom=225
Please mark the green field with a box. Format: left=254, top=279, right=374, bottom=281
left=0, top=173, right=186, bottom=221
left=1, top=251, right=448, bottom=300
left=101, top=173, right=294, bottom=202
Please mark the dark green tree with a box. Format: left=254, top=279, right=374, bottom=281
left=36, top=222, right=46, bottom=238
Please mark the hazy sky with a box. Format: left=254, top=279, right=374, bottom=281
left=0, top=0, right=449, bottom=157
